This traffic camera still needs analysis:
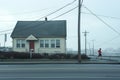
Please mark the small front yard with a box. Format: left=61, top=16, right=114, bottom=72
left=0, top=51, right=90, bottom=60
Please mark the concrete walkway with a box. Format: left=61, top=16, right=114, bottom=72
left=88, top=55, right=120, bottom=64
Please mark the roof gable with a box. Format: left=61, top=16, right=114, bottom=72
left=11, top=20, right=66, bottom=38
left=26, top=35, right=38, bottom=40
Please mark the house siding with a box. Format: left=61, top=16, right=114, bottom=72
left=38, top=38, right=66, bottom=54
left=12, top=38, right=66, bottom=54
left=12, top=38, right=27, bottom=52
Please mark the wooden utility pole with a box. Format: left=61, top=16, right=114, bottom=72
left=82, top=30, right=89, bottom=55
left=4, top=34, right=7, bottom=48
left=78, top=0, right=83, bottom=63
left=92, top=40, right=95, bottom=56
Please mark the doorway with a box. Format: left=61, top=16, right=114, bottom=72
left=29, top=40, right=35, bottom=52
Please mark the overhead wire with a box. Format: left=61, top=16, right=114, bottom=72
left=2, top=0, right=120, bottom=41
left=9, top=0, right=77, bottom=34
left=13, top=6, right=78, bottom=34
left=96, top=35, right=120, bottom=47
left=37, top=0, right=77, bottom=20
left=1, top=1, right=120, bottom=34
left=0, top=0, right=77, bottom=35
left=10, top=8, right=49, bottom=15
left=51, top=6, right=78, bottom=20
left=82, top=5, right=120, bottom=48
left=83, top=5, right=120, bottom=35
left=0, top=32, right=11, bottom=36
left=0, top=29, right=13, bottom=33
left=0, top=0, right=120, bottom=49
left=81, top=12, right=120, bottom=20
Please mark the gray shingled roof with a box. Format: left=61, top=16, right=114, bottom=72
left=11, top=20, right=66, bottom=38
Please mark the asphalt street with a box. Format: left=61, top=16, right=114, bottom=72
left=0, top=64, right=120, bottom=80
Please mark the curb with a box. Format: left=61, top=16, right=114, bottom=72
left=0, top=60, right=119, bottom=65
left=0, top=58, right=119, bottom=64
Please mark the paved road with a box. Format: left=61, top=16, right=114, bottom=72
left=0, top=64, right=120, bottom=80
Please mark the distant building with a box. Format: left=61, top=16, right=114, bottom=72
left=0, top=47, right=12, bottom=52
left=11, top=20, right=67, bottom=54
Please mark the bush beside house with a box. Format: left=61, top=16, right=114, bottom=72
left=0, top=51, right=90, bottom=60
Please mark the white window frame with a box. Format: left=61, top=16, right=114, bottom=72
left=56, top=40, right=60, bottom=48
left=40, top=40, right=44, bottom=48
left=16, top=39, right=25, bottom=48
left=40, top=39, right=61, bottom=48
left=51, top=40, right=55, bottom=48
left=45, top=40, right=49, bottom=48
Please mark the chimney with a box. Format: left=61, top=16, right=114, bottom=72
left=45, top=17, right=47, bottom=21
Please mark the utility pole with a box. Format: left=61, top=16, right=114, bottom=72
left=78, top=0, right=83, bottom=63
left=82, top=30, right=89, bottom=55
left=92, top=40, right=95, bottom=56
left=4, top=34, right=7, bottom=48
left=88, top=42, right=91, bottom=55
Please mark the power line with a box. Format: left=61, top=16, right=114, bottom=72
left=0, top=29, right=13, bottom=33
left=0, top=32, right=11, bottom=36
left=1, top=6, right=120, bottom=22
left=9, top=1, right=78, bottom=34
left=37, top=0, right=77, bottom=20
left=83, top=5, right=120, bottom=35
left=2, top=10, right=120, bottom=37
left=1, top=11, right=120, bottom=22
left=4, top=0, right=120, bottom=37
left=51, top=6, right=78, bottom=20
left=0, top=0, right=77, bottom=33
left=96, top=35, right=120, bottom=47
left=11, top=8, right=49, bottom=15
left=81, top=12, right=120, bottom=20
left=14, top=6, right=78, bottom=34
left=1, top=4, right=120, bottom=36
left=82, top=5, right=120, bottom=49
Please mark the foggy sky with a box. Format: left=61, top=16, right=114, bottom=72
left=0, top=0, right=120, bottom=51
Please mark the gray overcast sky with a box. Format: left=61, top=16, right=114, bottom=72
left=0, top=0, right=120, bottom=51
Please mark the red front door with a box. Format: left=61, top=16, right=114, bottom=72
left=29, top=41, right=34, bottom=52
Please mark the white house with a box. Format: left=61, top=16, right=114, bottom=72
left=11, top=20, right=67, bottom=54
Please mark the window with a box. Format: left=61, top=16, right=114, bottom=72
left=16, top=40, right=21, bottom=48
left=21, top=40, right=25, bottom=48
left=45, top=40, right=49, bottom=48
left=56, top=40, right=60, bottom=48
left=40, top=40, right=44, bottom=48
left=51, top=40, right=55, bottom=48
left=40, top=39, right=60, bottom=48
left=16, top=39, right=25, bottom=48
